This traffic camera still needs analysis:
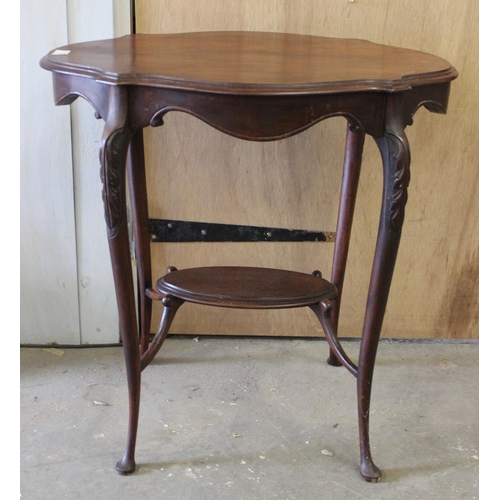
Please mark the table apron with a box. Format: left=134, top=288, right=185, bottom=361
left=128, top=86, right=387, bottom=139
left=50, top=73, right=452, bottom=142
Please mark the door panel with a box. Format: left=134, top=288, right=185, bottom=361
left=136, top=0, right=478, bottom=339
left=21, top=0, right=80, bottom=344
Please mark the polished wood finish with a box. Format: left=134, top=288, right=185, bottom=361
left=142, top=265, right=344, bottom=374
left=155, top=266, right=337, bottom=308
left=328, top=126, right=365, bottom=366
left=125, top=129, right=153, bottom=356
left=40, top=32, right=457, bottom=482
left=41, top=32, right=456, bottom=94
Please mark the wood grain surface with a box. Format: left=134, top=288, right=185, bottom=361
left=41, top=32, right=456, bottom=93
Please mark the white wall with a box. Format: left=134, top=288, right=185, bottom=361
left=20, top=1, right=131, bottom=345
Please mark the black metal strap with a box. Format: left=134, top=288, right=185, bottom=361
left=149, top=219, right=334, bottom=243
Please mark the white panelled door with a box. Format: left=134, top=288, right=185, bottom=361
left=20, top=0, right=131, bottom=345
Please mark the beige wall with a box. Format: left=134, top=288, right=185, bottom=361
left=136, top=0, right=478, bottom=339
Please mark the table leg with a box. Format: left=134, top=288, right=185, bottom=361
left=328, top=124, right=365, bottom=366
left=357, top=117, right=411, bottom=482
left=99, top=87, right=140, bottom=474
left=126, top=129, right=153, bottom=356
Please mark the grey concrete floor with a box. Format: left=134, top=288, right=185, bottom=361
left=21, top=338, right=478, bottom=499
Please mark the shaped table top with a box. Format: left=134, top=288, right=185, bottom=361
left=40, top=31, right=458, bottom=95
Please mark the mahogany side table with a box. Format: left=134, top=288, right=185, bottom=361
left=40, top=31, right=458, bottom=482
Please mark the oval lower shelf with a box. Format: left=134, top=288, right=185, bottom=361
left=155, top=266, right=337, bottom=309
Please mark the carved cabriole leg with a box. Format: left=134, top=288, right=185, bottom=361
left=328, top=124, right=365, bottom=366
left=126, top=129, right=153, bottom=356
left=357, top=95, right=411, bottom=482
left=99, top=86, right=140, bottom=475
